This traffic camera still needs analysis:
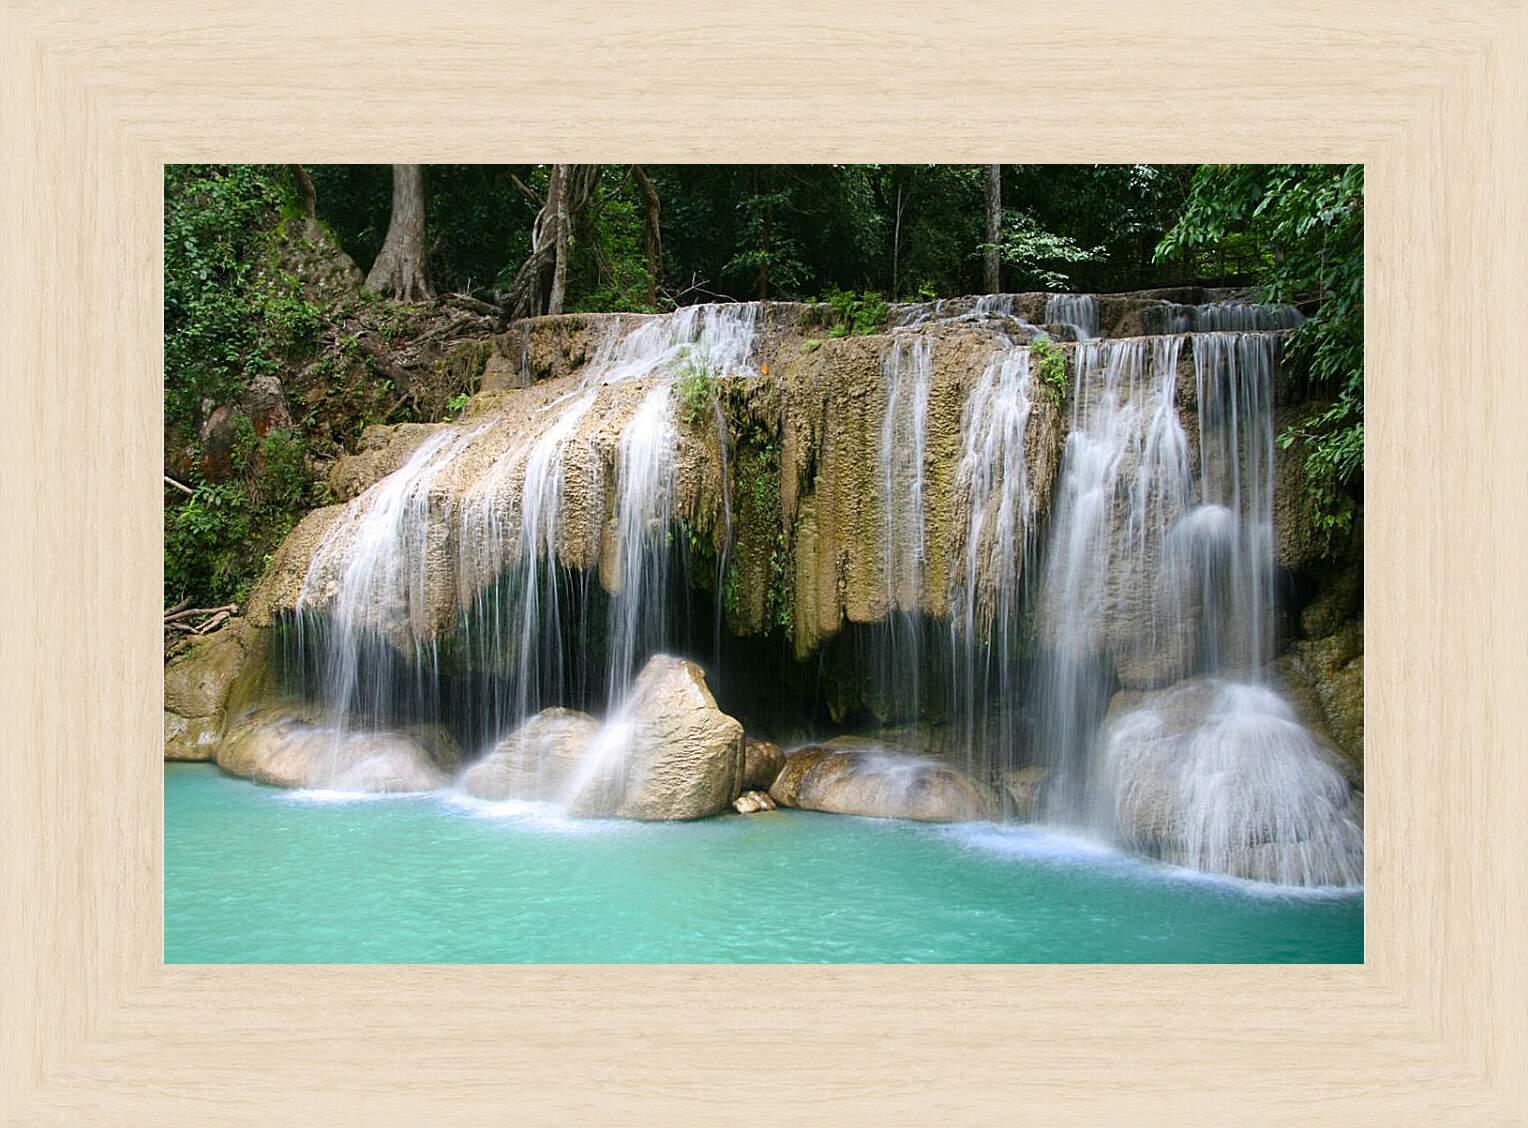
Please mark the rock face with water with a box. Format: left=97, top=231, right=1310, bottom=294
left=460, top=707, right=600, bottom=802
left=216, top=708, right=453, bottom=792
left=164, top=620, right=268, bottom=761
left=1096, top=679, right=1364, bottom=887
left=769, top=738, right=997, bottom=822
left=202, top=290, right=1363, bottom=886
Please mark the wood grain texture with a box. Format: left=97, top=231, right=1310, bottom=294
left=1, top=0, right=1524, bottom=1122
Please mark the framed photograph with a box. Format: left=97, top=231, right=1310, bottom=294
left=5, top=1, right=1523, bottom=1122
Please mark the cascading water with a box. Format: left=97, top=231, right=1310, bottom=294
left=607, top=383, right=677, bottom=702
left=294, top=302, right=761, bottom=777
left=1030, top=335, right=1192, bottom=815
left=295, top=423, right=486, bottom=780
left=1045, top=293, right=1099, bottom=341
left=458, top=389, right=598, bottom=739
left=948, top=343, right=1038, bottom=780
left=876, top=334, right=932, bottom=721
left=1183, top=331, right=1279, bottom=672
left=1022, top=321, right=1361, bottom=887
left=1158, top=299, right=1304, bottom=334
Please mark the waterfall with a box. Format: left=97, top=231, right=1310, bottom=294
left=1045, top=293, right=1098, bottom=341
left=296, top=302, right=760, bottom=759
left=267, top=289, right=1358, bottom=886
left=1030, top=336, right=1191, bottom=815
left=1022, top=324, right=1361, bottom=887
left=1158, top=299, right=1304, bottom=334
left=1184, top=331, right=1280, bottom=673
left=876, top=333, right=932, bottom=722
left=607, top=383, right=676, bottom=704
left=295, top=423, right=485, bottom=777
left=458, top=389, right=597, bottom=739
left=949, top=344, right=1038, bottom=779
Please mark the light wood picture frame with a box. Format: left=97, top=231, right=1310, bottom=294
left=3, top=1, right=1524, bottom=1122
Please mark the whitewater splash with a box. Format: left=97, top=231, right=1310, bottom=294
left=1096, top=680, right=1363, bottom=887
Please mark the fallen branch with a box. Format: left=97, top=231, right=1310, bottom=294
left=194, top=610, right=231, bottom=635
left=164, top=474, right=195, bottom=497
left=165, top=595, right=193, bottom=616
left=445, top=293, right=504, bottom=319
left=164, top=603, right=236, bottom=624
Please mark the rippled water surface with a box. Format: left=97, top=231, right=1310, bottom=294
left=165, top=764, right=1363, bottom=963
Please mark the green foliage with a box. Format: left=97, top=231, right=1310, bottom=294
left=568, top=168, right=658, bottom=313
left=822, top=288, right=888, bottom=337
left=164, top=165, right=319, bottom=427
left=165, top=426, right=313, bottom=605
left=673, top=345, right=720, bottom=429
left=1031, top=336, right=1068, bottom=403
left=1158, top=164, right=1364, bottom=552
left=724, top=184, right=809, bottom=298
left=989, top=210, right=1105, bottom=290
left=444, top=392, right=471, bottom=418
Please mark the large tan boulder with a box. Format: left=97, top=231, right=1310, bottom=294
left=216, top=708, right=450, bottom=792
left=460, top=708, right=599, bottom=801
left=1097, top=678, right=1363, bottom=887
left=163, top=620, right=265, bottom=761
left=769, top=738, right=996, bottom=822
left=566, top=655, right=746, bottom=821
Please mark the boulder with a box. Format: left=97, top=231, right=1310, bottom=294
left=1002, top=765, right=1049, bottom=821
left=163, top=620, right=263, bottom=761
left=741, top=736, right=786, bottom=791
left=216, top=708, right=449, bottom=792
left=733, top=789, right=777, bottom=814
left=566, top=655, right=746, bottom=821
left=769, top=739, right=996, bottom=822
left=460, top=708, right=599, bottom=801
left=1097, top=678, right=1364, bottom=887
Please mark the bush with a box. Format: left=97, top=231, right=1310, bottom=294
left=165, top=426, right=313, bottom=606
left=823, top=287, right=888, bottom=337
left=1031, top=336, right=1067, bottom=403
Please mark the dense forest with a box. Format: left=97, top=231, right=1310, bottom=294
left=164, top=163, right=1362, bottom=608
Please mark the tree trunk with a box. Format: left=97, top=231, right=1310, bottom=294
left=365, top=164, right=434, bottom=302
left=546, top=165, right=571, bottom=315
left=290, top=165, right=317, bottom=218
left=502, top=165, right=602, bottom=319
left=631, top=164, right=663, bottom=308
left=984, top=163, right=1002, bottom=294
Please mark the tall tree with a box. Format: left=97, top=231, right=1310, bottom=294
left=365, top=164, right=434, bottom=301
left=503, top=164, right=601, bottom=318
left=983, top=164, right=1002, bottom=293
left=630, top=165, right=663, bottom=307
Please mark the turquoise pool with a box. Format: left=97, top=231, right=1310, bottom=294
left=164, top=764, right=1363, bottom=963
